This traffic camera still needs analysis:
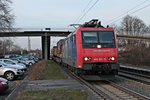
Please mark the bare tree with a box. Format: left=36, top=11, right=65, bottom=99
left=0, top=0, right=14, bottom=32
left=145, top=25, right=150, bottom=34
left=0, top=38, right=23, bottom=55
left=121, top=15, right=146, bottom=36
left=0, top=0, right=15, bottom=55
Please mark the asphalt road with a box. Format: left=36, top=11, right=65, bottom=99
left=0, top=76, right=24, bottom=100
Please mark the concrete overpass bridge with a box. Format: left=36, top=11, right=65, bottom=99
left=0, top=30, right=71, bottom=60
left=0, top=30, right=150, bottom=60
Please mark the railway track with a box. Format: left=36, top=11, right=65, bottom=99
left=62, top=66, right=112, bottom=100
left=120, top=65, right=150, bottom=77
left=119, top=65, right=150, bottom=84
left=61, top=65, right=150, bottom=100
left=92, top=81, right=146, bottom=100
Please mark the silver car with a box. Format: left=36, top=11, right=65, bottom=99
left=18, top=58, right=35, bottom=66
left=0, top=59, right=27, bottom=71
left=0, top=62, right=24, bottom=81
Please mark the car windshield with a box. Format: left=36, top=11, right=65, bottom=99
left=0, top=62, right=7, bottom=66
left=82, top=31, right=115, bottom=48
left=4, top=60, right=16, bottom=65
left=22, top=58, right=28, bottom=61
left=11, top=59, right=19, bottom=62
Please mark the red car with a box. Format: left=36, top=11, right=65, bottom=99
left=0, top=77, right=9, bottom=93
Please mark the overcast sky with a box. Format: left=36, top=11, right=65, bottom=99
left=12, top=0, right=150, bottom=49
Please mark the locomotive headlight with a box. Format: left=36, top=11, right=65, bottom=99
left=84, top=57, right=91, bottom=61
left=97, top=45, right=101, bottom=48
left=108, top=57, right=115, bottom=61
left=84, top=57, right=88, bottom=61
left=111, top=57, right=115, bottom=61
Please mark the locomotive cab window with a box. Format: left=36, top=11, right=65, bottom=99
left=82, top=32, right=98, bottom=43
left=82, top=31, right=115, bottom=48
left=98, top=31, right=115, bottom=48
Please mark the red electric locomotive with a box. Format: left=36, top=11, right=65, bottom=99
left=62, top=19, right=119, bottom=75
left=55, top=39, right=64, bottom=64
left=51, top=46, right=57, bottom=61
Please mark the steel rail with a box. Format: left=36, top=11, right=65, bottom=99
left=120, top=70, right=150, bottom=78
left=119, top=65, right=150, bottom=84
left=118, top=71, right=150, bottom=85
left=62, top=65, right=150, bottom=100
left=92, top=80, right=149, bottom=100
left=61, top=66, right=113, bottom=100
left=107, top=80, right=150, bottom=100
left=119, top=65, right=150, bottom=78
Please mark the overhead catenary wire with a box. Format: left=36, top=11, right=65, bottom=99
left=126, top=0, right=149, bottom=13
left=106, top=0, right=149, bottom=24
left=106, top=0, right=150, bottom=25
left=74, top=0, right=95, bottom=24
left=129, top=3, right=150, bottom=15
left=77, top=0, right=100, bottom=23
left=75, top=0, right=100, bottom=24
left=109, top=3, right=150, bottom=25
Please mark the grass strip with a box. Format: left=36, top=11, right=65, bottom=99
left=39, top=60, right=68, bottom=80
left=16, top=89, right=88, bottom=100
left=27, top=60, right=47, bottom=80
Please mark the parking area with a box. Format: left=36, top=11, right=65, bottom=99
left=0, top=66, right=37, bottom=99
left=0, top=80, right=20, bottom=99
left=4, top=60, right=92, bottom=100
left=1, top=60, right=47, bottom=99
left=0, top=54, right=40, bottom=99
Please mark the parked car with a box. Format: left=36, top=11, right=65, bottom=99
left=0, top=59, right=27, bottom=71
left=10, top=58, right=28, bottom=68
left=0, top=77, right=9, bottom=93
left=18, top=57, right=35, bottom=66
left=27, top=56, right=39, bottom=62
left=0, top=62, right=25, bottom=81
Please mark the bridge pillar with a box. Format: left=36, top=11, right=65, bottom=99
left=41, top=35, right=50, bottom=60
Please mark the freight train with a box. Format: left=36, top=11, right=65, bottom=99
left=52, top=19, right=119, bottom=76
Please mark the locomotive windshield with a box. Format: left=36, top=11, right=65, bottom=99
left=82, top=32, right=98, bottom=43
left=82, top=31, right=115, bottom=48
